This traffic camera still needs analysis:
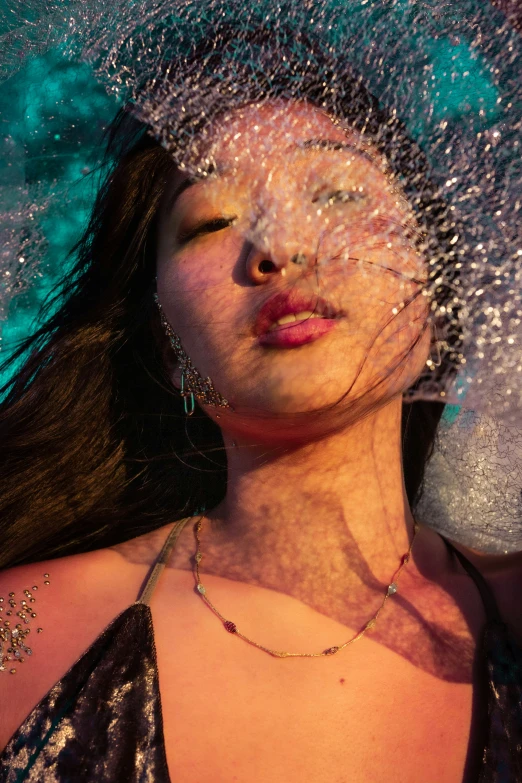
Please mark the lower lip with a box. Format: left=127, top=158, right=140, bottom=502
left=258, top=318, right=338, bottom=348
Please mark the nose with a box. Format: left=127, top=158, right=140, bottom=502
left=243, top=172, right=317, bottom=284
left=245, top=247, right=310, bottom=285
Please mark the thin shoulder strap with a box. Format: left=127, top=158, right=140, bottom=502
left=442, top=537, right=503, bottom=623
left=137, top=516, right=195, bottom=606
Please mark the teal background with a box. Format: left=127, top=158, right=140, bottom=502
left=0, top=50, right=117, bottom=364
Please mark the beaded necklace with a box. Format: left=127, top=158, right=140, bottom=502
left=193, top=517, right=419, bottom=658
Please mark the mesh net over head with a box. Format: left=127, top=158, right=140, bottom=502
left=0, top=0, right=521, bottom=551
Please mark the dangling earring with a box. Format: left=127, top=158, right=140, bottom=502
left=180, top=369, right=196, bottom=416
left=426, top=324, right=442, bottom=370
left=153, top=293, right=232, bottom=414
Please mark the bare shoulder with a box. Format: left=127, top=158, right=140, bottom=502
left=0, top=545, right=140, bottom=628
left=0, top=544, right=151, bottom=750
left=109, top=521, right=181, bottom=566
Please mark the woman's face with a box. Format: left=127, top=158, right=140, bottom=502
left=156, top=100, right=430, bottom=432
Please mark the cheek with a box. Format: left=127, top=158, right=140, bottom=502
left=344, top=242, right=428, bottom=369
left=157, top=238, right=242, bottom=356
left=160, top=244, right=227, bottom=308
left=179, top=239, right=228, bottom=276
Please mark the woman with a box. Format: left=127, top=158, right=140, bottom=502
left=0, top=24, right=520, bottom=783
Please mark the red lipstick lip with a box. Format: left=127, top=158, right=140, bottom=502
left=254, top=290, right=341, bottom=337
left=258, top=317, right=338, bottom=348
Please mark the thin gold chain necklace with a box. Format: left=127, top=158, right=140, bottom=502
left=193, top=517, right=419, bottom=658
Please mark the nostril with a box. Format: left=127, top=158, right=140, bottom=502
left=259, top=259, right=277, bottom=274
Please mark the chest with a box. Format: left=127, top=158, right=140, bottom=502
left=155, top=624, right=484, bottom=783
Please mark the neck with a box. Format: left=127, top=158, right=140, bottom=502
left=204, top=398, right=451, bottom=604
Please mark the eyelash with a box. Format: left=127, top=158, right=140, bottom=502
left=312, top=189, right=367, bottom=206
left=177, top=217, right=237, bottom=245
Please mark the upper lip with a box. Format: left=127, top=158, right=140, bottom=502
left=254, top=290, right=342, bottom=336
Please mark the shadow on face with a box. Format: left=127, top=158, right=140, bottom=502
left=156, top=100, right=431, bottom=444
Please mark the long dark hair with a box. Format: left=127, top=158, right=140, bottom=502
left=0, top=26, right=449, bottom=569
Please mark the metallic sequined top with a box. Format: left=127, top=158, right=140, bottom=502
left=0, top=520, right=520, bottom=783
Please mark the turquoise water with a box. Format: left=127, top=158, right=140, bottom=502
left=0, top=49, right=116, bottom=381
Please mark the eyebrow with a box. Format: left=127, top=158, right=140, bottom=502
left=165, top=162, right=217, bottom=215
left=166, top=178, right=198, bottom=212
left=166, top=139, right=376, bottom=213
left=299, top=138, right=376, bottom=164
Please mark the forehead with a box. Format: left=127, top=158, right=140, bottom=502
left=163, top=98, right=397, bottom=218
left=196, top=99, right=364, bottom=168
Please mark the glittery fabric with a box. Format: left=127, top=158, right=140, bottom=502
left=445, top=540, right=522, bottom=781
left=480, top=621, right=522, bottom=782
left=418, top=409, right=522, bottom=554
left=0, top=541, right=521, bottom=781
left=0, top=603, right=170, bottom=783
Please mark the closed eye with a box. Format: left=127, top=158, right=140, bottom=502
left=312, top=189, right=367, bottom=206
left=177, top=216, right=237, bottom=245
